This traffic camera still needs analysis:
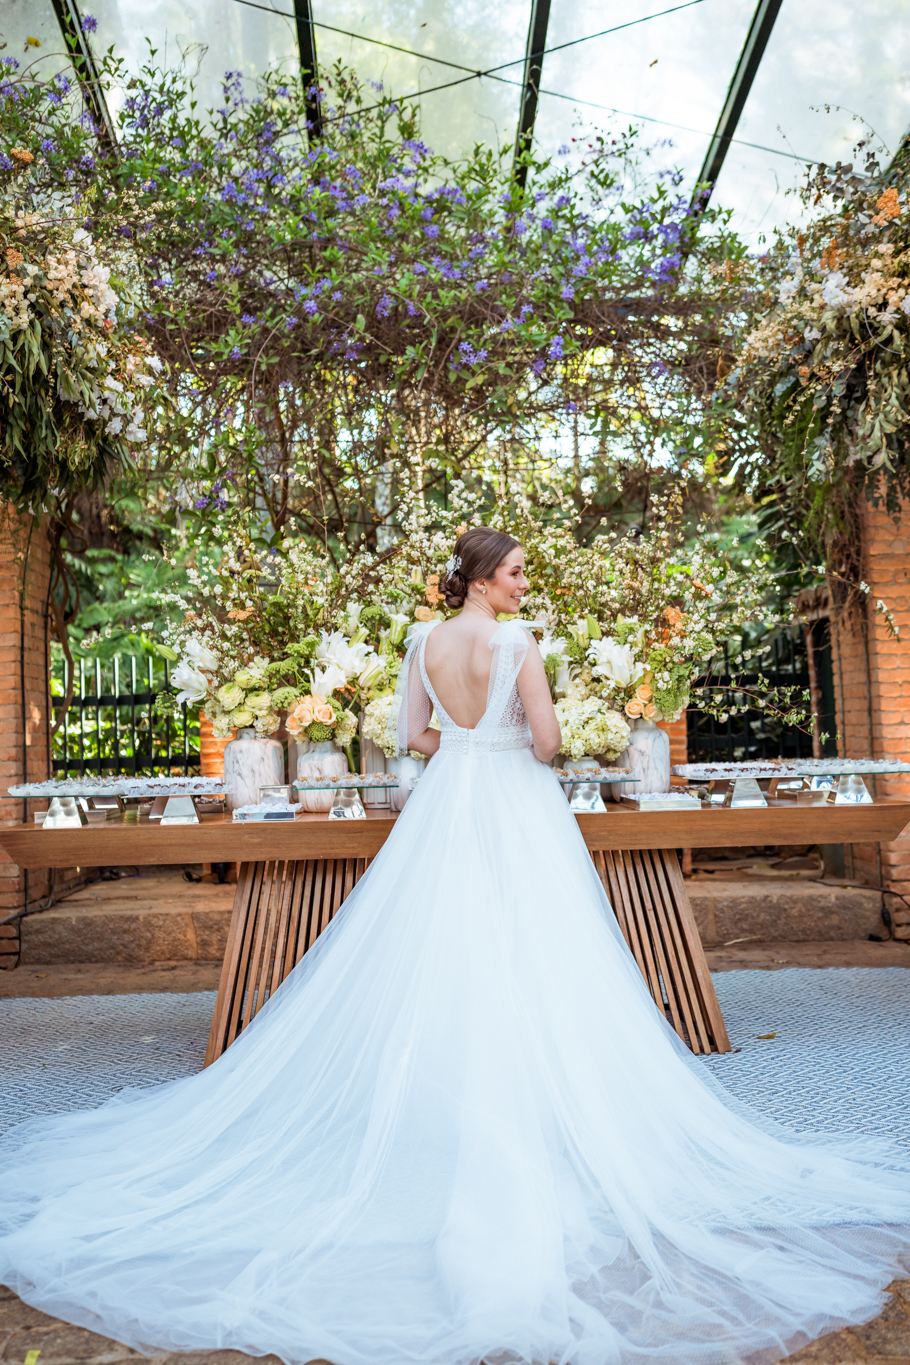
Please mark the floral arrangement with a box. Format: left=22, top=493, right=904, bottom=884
left=155, top=532, right=384, bottom=760
left=1, top=149, right=163, bottom=509
left=487, top=497, right=782, bottom=752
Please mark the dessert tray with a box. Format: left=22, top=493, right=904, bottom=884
left=8, top=776, right=226, bottom=798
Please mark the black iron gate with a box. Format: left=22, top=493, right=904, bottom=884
left=52, top=654, right=199, bottom=777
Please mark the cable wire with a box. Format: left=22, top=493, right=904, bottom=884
left=227, top=0, right=707, bottom=83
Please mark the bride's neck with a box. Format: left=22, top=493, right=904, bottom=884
left=461, top=595, right=497, bottom=622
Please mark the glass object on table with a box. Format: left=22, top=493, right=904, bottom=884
left=834, top=773, right=873, bottom=805
left=43, top=797, right=87, bottom=828
left=563, top=758, right=607, bottom=813
left=329, top=788, right=367, bottom=821
left=725, top=777, right=767, bottom=809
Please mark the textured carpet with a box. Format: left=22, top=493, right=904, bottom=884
left=1, top=969, right=909, bottom=1145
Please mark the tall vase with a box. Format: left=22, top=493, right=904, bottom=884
left=613, top=718, right=670, bottom=796
left=223, top=728, right=285, bottom=812
left=359, top=715, right=390, bottom=810
left=297, top=739, right=348, bottom=813
left=387, top=753, right=426, bottom=812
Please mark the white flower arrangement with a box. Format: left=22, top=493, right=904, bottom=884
left=553, top=697, right=631, bottom=762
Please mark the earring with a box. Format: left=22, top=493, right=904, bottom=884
left=481, top=587, right=486, bottom=595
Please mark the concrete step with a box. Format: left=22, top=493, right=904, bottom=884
left=20, top=874, right=234, bottom=966
left=688, top=877, right=885, bottom=946
left=17, top=871, right=890, bottom=968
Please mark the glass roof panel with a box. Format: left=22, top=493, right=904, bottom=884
left=1, top=0, right=71, bottom=82
left=312, top=0, right=527, bottom=163
left=534, top=0, right=755, bottom=188
left=90, top=0, right=301, bottom=112
left=714, top=0, right=910, bottom=241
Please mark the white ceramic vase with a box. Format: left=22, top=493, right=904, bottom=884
left=359, top=715, right=390, bottom=810
left=224, top=728, right=285, bottom=812
left=297, top=739, right=348, bottom=813
left=388, top=753, right=426, bottom=812
left=613, top=718, right=670, bottom=796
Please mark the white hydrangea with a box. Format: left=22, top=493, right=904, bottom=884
left=554, top=698, right=631, bottom=761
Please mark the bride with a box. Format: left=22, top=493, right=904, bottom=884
left=2, top=524, right=909, bottom=1365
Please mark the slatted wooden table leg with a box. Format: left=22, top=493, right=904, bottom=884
left=591, top=847, right=730, bottom=1054
left=205, top=846, right=730, bottom=1065
left=204, top=856, right=372, bottom=1066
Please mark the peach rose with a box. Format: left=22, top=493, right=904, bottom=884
left=642, top=702, right=658, bottom=720
left=286, top=699, right=315, bottom=735
left=625, top=699, right=644, bottom=718
left=414, top=606, right=433, bottom=622
left=313, top=702, right=335, bottom=724
left=635, top=684, right=653, bottom=703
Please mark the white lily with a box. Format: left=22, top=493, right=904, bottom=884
left=184, top=637, right=219, bottom=672
left=172, top=659, right=209, bottom=705
left=587, top=637, right=644, bottom=689
left=357, top=655, right=385, bottom=691
left=316, top=629, right=378, bottom=681
left=310, top=662, right=347, bottom=699
left=386, top=612, right=411, bottom=648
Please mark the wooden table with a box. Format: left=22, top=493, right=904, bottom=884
left=3, top=801, right=908, bottom=1064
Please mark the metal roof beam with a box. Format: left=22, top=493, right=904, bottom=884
left=48, top=0, right=117, bottom=149
left=691, top=0, right=784, bottom=213
left=294, top=0, right=323, bottom=139
left=513, top=0, right=552, bottom=190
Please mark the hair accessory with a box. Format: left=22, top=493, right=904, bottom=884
left=444, top=554, right=462, bottom=576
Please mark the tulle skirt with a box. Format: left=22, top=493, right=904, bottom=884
left=1, top=746, right=909, bottom=1365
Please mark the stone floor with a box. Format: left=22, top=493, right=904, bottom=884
left=2, top=1280, right=909, bottom=1364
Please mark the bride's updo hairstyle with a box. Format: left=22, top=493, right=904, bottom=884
left=440, top=526, right=520, bottom=609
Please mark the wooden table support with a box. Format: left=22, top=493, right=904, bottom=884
left=204, top=857, right=372, bottom=1065
left=4, top=801, right=907, bottom=1066
left=203, top=841, right=729, bottom=1066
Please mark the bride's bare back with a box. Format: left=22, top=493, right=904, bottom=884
left=418, top=542, right=562, bottom=762
left=423, top=617, right=501, bottom=730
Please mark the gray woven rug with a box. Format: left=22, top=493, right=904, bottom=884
left=1, top=969, right=909, bottom=1144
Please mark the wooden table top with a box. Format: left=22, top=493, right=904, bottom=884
left=1, top=800, right=908, bottom=867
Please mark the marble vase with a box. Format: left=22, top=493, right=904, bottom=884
left=296, top=739, right=348, bottom=813
left=224, top=729, right=285, bottom=812
left=388, top=753, right=426, bottom=812
left=612, top=718, right=670, bottom=797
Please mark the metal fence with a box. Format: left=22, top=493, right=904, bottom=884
left=52, top=655, right=200, bottom=777
left=686, top=623, right=837, bottom=766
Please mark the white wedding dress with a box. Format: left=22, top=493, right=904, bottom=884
left=2, top=619, right=910, bottom=1365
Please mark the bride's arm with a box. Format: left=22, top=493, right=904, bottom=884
left=408, top=727, right=441, bottom=757
left=517, top=646, right=562, bottom=764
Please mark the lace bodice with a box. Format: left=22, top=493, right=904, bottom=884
left=390, top=620, right=533, bottom=756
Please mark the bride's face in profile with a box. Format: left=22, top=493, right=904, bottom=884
left=474, top=546, right=529, bottom=616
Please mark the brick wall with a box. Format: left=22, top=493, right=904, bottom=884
left=829, top=499, right=910, bottom=938
left=0, top=507, right=53, bottom=966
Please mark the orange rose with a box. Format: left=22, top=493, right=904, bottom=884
left=625, top=699, right=643, bottom=718
left=414, top=606, right=433, bottom=622
left=635, top=684, right=653, bottom=703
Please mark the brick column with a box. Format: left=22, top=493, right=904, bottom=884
left=829, top=499, right=910, bottom=937
left=659, top=713, right=688, bottom=772
left=0, top=507, right=53, bottom=966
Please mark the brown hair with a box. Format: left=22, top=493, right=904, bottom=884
left=440, top=526, right=520, bottom=609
